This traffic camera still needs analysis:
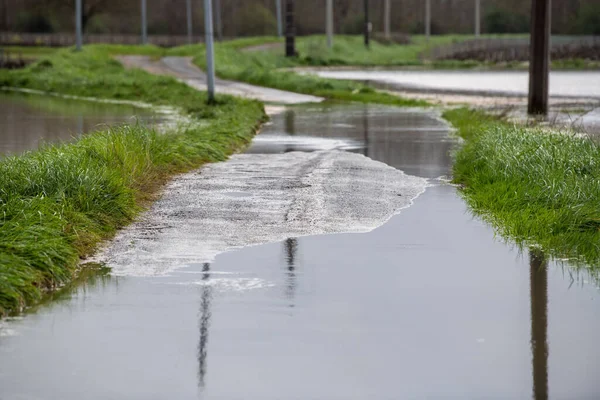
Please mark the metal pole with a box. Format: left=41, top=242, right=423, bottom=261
left=285, top=0, right=295, bottom=57
left=425, top=0, right=431, bottom=41
left=475, top=0, right=481, bottom=37
left=75, top=0, right=82, bottom=51
left=276, top=0, right=283, bottom=37
left=364, top=0, right=369, bottom=48
left=186, top=0, right=193, bottom=44
left=528, top=0, right=551, bottom=115
left=204, top=0, right=216, bottom=101
left=384, top=0, right=391, bottom=39
left=326, top=0, right=333, bottom=48
left=141, top=0, right=147, bottom=45
left=214, top=0, right=222, bottom=41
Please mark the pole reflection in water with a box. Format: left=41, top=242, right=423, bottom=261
left=284, top=238, right=298, bottom=307
left=530, top=250, right=549, bottom=400
left=284, top=109, right=296, bottom=136
left=362, top=105, right=369, bottom=157
left=198, top=263, right=213, bottom=390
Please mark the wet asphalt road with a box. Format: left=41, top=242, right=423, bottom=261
left=308, top=70, right=600, bottom=100
left=1, top=103, right=600, bottom=399
left=118, top=56, right=323, bottom=105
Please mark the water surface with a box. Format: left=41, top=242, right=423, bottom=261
left=1, top=104, right=599, bottom=400
left=0, top=92, right=159, bottom=155
left=309, top=70, right=600, bottom=99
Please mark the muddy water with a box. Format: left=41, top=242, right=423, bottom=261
left=0, top=92, right=159, bottom=156
left=309, top=70, right=600, bottom=99
left=1, top=105, right=600, bottom=399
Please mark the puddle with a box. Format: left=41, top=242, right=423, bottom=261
left=0, top=91, right=161, bottom=156
left=1, top=104, right=600, bottom=399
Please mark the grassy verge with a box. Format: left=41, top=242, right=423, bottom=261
left=0, top=47, right=266, bottom=316
left=446, top=108, right=600, bottom=266
left=171, top=39, right=428, bottom=107
left=236, top=35, right=596, bottom=70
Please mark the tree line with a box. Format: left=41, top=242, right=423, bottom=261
left=1, top=0, right=598, bottom=37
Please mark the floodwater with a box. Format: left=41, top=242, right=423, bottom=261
left=1, top=104, right=600, bottom=399
left=0, top=91, right=159, bottom=156
left=309, top=70, right=600, bottom=99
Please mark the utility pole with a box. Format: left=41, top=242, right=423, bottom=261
left=529, top=251, right=549, bottom=400
left=326, top=0, right=333, bottom=48
left=214, top=0, right=223, bottom=41
left=75, top=0, right=82, bottom=51
left=475, top=0, right=481, bottom=37
left=186, top=0, right=193, bottom=45
left=204, top=0, right=216, bottom=101
left=364, top=0, right=369, bottom=48
left=285, top=0, right=295, bottom=57
left=528, top=0, right=551, bottom=115
left=425, top=0, right=431, bottom=41
left=141, top=0, right=147, bottom=45
left=384, top=0, right=391, bottom=39
left=276, top=0, right=283, bottom=37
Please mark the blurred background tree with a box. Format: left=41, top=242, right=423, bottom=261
left=0, top=0, right=597, bottom=36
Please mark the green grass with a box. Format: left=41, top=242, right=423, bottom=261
left=446, top=108, right=600, bottom=267
left=167, top=39, right=429, bottom=107
left=0, top=46, right=266, bottom=316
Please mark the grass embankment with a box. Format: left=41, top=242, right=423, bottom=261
left=167, top=38, right=429, bottom=106
left=248, top=34, right=597, bottom=70
left=447, top=108, right=600, bottom=266
left=0, top=47, right=266, bottom=316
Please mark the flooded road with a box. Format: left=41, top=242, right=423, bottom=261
left=2, top=105, right=600, bottom=399
left=0, top=91, right=158, bottom=156
left=308, top=70, right=600, bottom=99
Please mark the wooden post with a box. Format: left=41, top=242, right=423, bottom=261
left=528, top=0, right=551, bottom=115
left=285, top=0, right=295, bottom=57
left=529, top=251, right=549, bottom=400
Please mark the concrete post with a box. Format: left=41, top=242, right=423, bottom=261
left=326, top=0, right=333, bottom=48
left=384, top=0, right=391, bottom=39
left=276, top=0, right=283, bottom=37
left=285, top=0, right=295, bottom=57
left=204, top=0, right=216, bottom=101
left=141, top=0, right=147, bottom=45
left=528, top=0, right=551, bottom=115
left=75, top=0, right=82, bottom=51
left=186, top=0, right=193, bottom=45
left=475, top=0, right=481, bottom=37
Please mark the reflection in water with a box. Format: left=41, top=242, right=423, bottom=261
left=284, top=238, right=298, bottom=307
left=530, top=251, right=549, bottom=400
left=0, top=92, right=159, bottom=156
left=249, top=104, right=454, bottom=179
left=284, top=109, right=296, bottom=136
left=197, top=263, right=213, bottom=389
left=362, top=106, right=369, bottom=157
